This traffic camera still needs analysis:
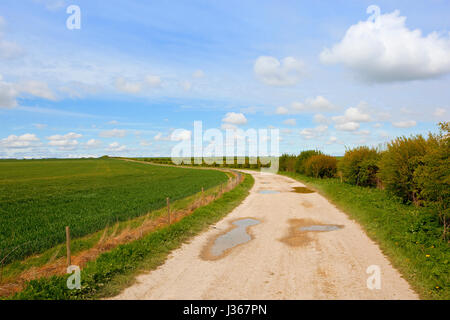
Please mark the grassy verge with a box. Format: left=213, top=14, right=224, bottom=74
left=281, top=172, right=449, bottom=300
left=9, top=173, right=254, bottom=300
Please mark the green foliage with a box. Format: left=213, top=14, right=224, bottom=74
left=339, top=146, right=380, bottom=187
left=304, top=154, right=337, bottom=178
left=0, top=159, right=227, bottom=264
left=12, top=174, right=254, bottom=300
left=295, top=150, right=322, bottom=174
left=414, top=123, right=450, bottom=239
left=378, top=135, right=428, bottom=203
left=281, top=171, right=449, bottom=300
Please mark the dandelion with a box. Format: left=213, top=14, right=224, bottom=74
left=426, top=254, right=430, bottom=258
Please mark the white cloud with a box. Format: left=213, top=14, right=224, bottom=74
left=181, top=80, right=192, bottom=91
left=332, top=107, right=371, bottom=124
left=222, top=112, right=247, bottom=125
left=85, top=139, right=102, bottom=148
left=47, top=132, right=82, bottom=150
left=279, top=96, right=336, bottom=114
left=313, top=114, right=329, bottom=124
left=283, top=118, right=296, bottom=126
left=335, top=122, right=360, bottom=131
left=275, top=106, right=289, bottom=115
left=433, top=107, right=447, bottom=118
left=108, top=120, right=119, bottom=125
left=299, top=125, right=328, bottom=139
left=0, top=78, right=18, bottom=108
left=171, top=129, right=191, bottom=141
left=192, top=70, right=205, bottom=78
left=32, top=0, right=66, bottom=11
left=18, top=80, right=56, bottom=100
left=327, top=136, right=338, bottom=145
left=0, top=17, right=23, bottom=60
left=254, top=56, right=304, bottom=86
left=0, top=133, right=40, bottom=148
left=107, top=141, right=126, bottom=152
left=145, top=75, right=162, bottom=87
left=114, top=77, right=142, bottom=94
left=140, top=140, right=152, bottom=146
left=99, top=129, right=126, bottom=138
left=320, top=5, right=450, bottom=82
left=392, top=120, right=417, bottom=128
left=33, top=123, right=47, bottom=129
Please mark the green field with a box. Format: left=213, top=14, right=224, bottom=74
left=0, top=158, right=228, bottom=264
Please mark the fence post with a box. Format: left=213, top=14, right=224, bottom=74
left=66, top=226, right=71, bottom=266
left=167, top=197, right=171, bottom=224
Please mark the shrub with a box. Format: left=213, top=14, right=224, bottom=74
left=295, top=150, right=322, bottom=174
left=279, top=154, right=297, bottom=172
left=304, top=154, right=337, bottom=178
left=339, top=146, right=380, bottom=187
left=414, top=122, right=450, bottom=239
left=378, top=135, right=428, bottom=204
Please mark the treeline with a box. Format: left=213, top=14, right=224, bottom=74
left=279, top=122, right=449, bottom=239
left=134, top=156, right=272, bottom=169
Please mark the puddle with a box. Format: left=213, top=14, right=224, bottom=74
left=299, top=225, right=342, bottom=232
left=202, top=218, right=261, bottom=260
left=292, top=187, right=315, bottom=193
left=258, top=190, right=280, bottom=194
left=280, top=219, right=343, bottom=247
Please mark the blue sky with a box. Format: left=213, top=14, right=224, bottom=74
left=0, top=0, right=449, bottom=158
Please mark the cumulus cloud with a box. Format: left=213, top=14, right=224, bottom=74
left=392, top=120, right=417, bottom=128
left=222, top=112, right=247, bottom=125
left=277, top=96, right=336, bottom=114
left=114, top=77, right=142, bottom=94
left=18, top=81, right=56, bottom=100
left=254, top=56, right=304, bottom=86
left=313, top=114, right=329, bottom=124
left=99, top=129, right=126, bottom=138
left=0, top=133, right=40, bottom=148
left=320, top=5, right=450, bottom=82
left=299, top=125, right=328, bottom=139
left=107, top=142, right=126, bottom=152
left=0, top=77, right=18, bottom=108
left=332, top=104, right=371, bottom=132
left=85, top=139, right=102, bottom=148
left=171, top=129, right=191, bottom=141
left=145, top=75, right=162, bottom=87
left=47, top=132, right=82, bottom=150
left=283, top=118, right=296, bottom=126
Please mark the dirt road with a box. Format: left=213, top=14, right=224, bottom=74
left=112, top=171, right=418, bottom=300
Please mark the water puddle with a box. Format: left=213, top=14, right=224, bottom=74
left=299, top=225, right=342, bottom=232
left=258, top=190, right=280, bottom=194
left=202, top=218, right=261, bottom=260
left=280, top=219, right=343, bottom=247
left=292, top=187, right=315, bottom=193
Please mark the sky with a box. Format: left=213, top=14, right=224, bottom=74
left=0, top=0, right=449, bottom=158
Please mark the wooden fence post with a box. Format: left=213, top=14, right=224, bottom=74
left=66, top=226, right=71, bottom=266
left=167, top=197, right=171, bottom=224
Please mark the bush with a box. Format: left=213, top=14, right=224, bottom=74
left=279, top=154, right=297, bottom=172
left=304, top=154, right=337, bottom=178
left=414, top=122, right=450, bottom=239
left=295, top=150, right=322, bottom=174
left=339, top=146, right=380, bottom=187
left=378, top=135, right=428, bottom=204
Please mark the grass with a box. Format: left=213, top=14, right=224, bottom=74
left=10, top=172, right=254, bottom=300
left=281, top=171, right=449, bottom=300
left=0, top=158, right=228, bottom=264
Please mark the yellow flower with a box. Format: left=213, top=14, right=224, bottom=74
left=426, top=254, right=430, bottom=258
left=436, top=286, right=440, bottom=289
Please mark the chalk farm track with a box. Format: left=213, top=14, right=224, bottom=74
left=112, top=171, right=418, bottom=300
